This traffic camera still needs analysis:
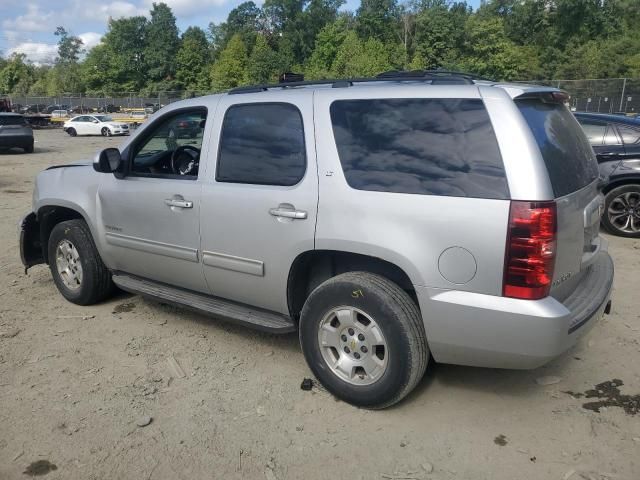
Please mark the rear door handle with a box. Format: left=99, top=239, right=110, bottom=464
left=164, top=199, right=193, bottom=208
left=269, top=207, right=307, bottom=219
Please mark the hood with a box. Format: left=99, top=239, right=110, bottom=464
left=46, top=160, right=92, bottom=170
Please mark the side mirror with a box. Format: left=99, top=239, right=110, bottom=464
left=93, top=120, right=99, bottom=123
left=94, top=148, right=122, bottom=173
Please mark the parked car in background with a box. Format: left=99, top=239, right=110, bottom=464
left=20, top=104, right=47, bottom=114
left=20, top=73, right=614, bottom=408
left=46, top=104, right=70, bottom=114
left=0, top=113, right=34, bottom=153
left=63, top=115, right=130, bottom=137
left=70, top=106, right=93, bottom=114
left=575, top=112, right=640, bottom=237
left=98, top=104, right=120, bottom=113
left=51, top=110, right=70, bottom=118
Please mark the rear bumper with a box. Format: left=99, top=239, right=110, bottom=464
left=416, top=250, right=614, bottom=369
left=0, top=135, right=33, bottom=148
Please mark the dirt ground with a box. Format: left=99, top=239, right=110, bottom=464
left=0, top=129, right=639, bottom=480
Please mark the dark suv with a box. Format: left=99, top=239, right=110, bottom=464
left=0, top=113, right=34, bottom=153
left=575, top=112, right=640, bottom=237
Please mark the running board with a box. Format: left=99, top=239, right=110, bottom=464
left=112, top=273, right=296, bottom=334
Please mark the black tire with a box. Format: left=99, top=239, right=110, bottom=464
left=67, top=128, right=77, bottom=137
left=48, top=220, right=115, bottom=305
left=299, top=272, right=429, bottom=409
left=24, top=142, right=34, bottom=153
left=601, top=184, right=640, bottom=238
left=101, top=127, right=109, bottom=136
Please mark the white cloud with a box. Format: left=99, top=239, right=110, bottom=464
left=78, top=32, right=102, bottom=51
left=142, top=0, right=231, bottom=17
left=7, top=42, right=58, bottom=64
left=1, top=4, right=55, bottom=33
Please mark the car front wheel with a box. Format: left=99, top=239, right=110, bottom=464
left=48, top=220, right=115, bottom=305
left=602, top=184, right=640, bottom=237
left=299, top=271, right=429, bottom=409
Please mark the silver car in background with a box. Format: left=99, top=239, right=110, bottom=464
left=19, top=72, right=614, bottom=408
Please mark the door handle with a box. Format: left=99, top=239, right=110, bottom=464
left=269, top=207, right=307, bottom=219
left=164, top=198, right=193, bottom=208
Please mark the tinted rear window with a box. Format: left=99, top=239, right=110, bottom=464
left=517, top=101, right=599, bottom=197
left=0, top=116, right=26, bottom=126
left=330, top=98, right=508, bottom=199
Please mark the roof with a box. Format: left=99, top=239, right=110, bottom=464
left=574, top=112, right=640, bottom=126
left=225, top=71, right=560, bottom=100
left=0, top=112, right=22, bottom=116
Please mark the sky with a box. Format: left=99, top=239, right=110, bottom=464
left=1, top=0, right=481, bottom=65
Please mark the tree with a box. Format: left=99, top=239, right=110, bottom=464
left=0, top=53, right=34, bottom=94
left=176, top=27, right=211, bottom=91
left=101, top=16, right=148, bottom=91
left=305, top=16, right=352, bottom=78
left=50, top=27, right=85, bottom=94
left=356, top=0, right=399, bottom=43
left=332, top=31, right=394, bottom=77
left=210, top=34, right=249, bottom=91
left=55, top=27, right=84, bottom=64
left=455, top=15, right=542, bottom=80
left=247, top=34, right=280, bottom=83
left=144, top=2, right=180, bottom=87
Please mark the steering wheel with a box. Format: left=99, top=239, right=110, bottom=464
left=171, top=145, right=200, bottom=176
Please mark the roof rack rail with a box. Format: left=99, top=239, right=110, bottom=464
left=227, top=70, right=492, bottom=95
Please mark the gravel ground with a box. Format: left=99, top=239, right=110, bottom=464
left=0, top=130, right=639, bottom=480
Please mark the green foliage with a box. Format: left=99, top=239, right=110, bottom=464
left=176, top=27, right=211, bottom=91
left=210, top=34, right=249, bottom=91
left=2, top=0, right=640, bottom=96
left=0, top=54, right=34, bottom=94
left=247, top=35, right=280, bottom=83
left=145, top=3, right=180, bottom=83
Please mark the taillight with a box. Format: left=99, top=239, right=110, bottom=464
left=503, top=201, right=557, bottom=300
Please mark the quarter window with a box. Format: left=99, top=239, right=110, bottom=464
left=578, top=119, right=607, bottom=145
left=618, top=125, right=640, bottom=145
left=330, top=98, right=508, bottom=198
left=216, top=103, right=306, bottom=186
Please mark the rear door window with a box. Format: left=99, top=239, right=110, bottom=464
left=329, top=98, right=508, bottom=199
left=516, top=100, right=599, bottom=197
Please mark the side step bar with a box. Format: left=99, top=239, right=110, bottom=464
left=112, top=273, right=296, bottom=334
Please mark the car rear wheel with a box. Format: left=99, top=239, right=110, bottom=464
left=48, top=220, right=115, bottom=305
left=67, top=128, right=77, bottom=137
left=24, top=142, right=34, bottom=153
left=299, top=271, right=429, bottom=409
left=602, top=185, right=640, bottom=238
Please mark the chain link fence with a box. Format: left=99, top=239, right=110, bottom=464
left=3, top=91, right=211, bottom=114
left=3, top=79, right=640, bottom=116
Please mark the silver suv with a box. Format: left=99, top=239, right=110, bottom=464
left=19, top=72, right=614, bottom=408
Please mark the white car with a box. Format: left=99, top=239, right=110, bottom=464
left=63, top=115, right=130, bottom=137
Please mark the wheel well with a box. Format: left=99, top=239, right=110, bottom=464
left=287, top=250, right=417, bottom=321
left=37, top=206, right=84, bottom=263
left=602, top=178, right=640, bottom=195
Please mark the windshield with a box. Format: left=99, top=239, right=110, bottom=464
left=94, top=115, right=113, bottom=122
left=516, top=98, right=599, bottom=198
